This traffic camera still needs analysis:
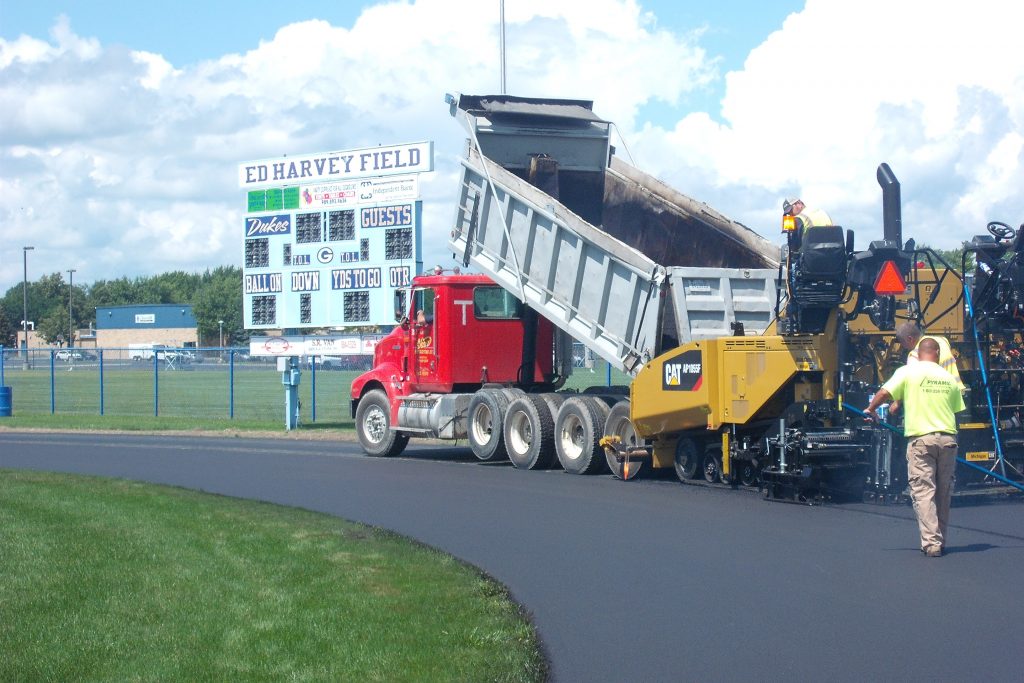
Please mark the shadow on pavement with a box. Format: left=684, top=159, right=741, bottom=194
left=943, top=543, right=1001, bottom=555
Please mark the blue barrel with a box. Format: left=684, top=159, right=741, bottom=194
left=0, top=386, right=11, bottom=417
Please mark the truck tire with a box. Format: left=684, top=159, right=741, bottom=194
left=501, top=387, right=527, bottom=400
left=555, top=396, right=610, bottom=474
left=468, top=389, right=511, bottom=461
left=504, top=395, right=556, bottom=470
left=603, top=400, right=646, bottom=480
left=539, top=392, right=565, bottom=421
left=355, top=389, right=409, bottom=457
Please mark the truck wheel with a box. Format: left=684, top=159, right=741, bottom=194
left=538, top=394, right=566, bottom=468
left=355, top=389, right=409, bottom=457
left=539, top=392, right=565, bottom=420
left=468, top=389, right=511, bottom=461
left=504, top=395, right=556, bottom=470
left=603, top=400, right=646, bottom=480
left=555, top=396, right=610, bottom=474
left=674, top=437, right=701, bottom=481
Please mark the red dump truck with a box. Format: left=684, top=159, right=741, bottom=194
left=349, top=94, right=778, bottom=477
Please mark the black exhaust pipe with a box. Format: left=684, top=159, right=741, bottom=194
left=876, top=163, right=902, bottom=246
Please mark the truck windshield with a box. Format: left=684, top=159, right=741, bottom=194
left=473, top=287, right=522, bottom=319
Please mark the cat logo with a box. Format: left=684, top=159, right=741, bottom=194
left=662, top=349, right=703, bottom=391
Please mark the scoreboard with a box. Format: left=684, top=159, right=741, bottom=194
left=238, top=142, right=431, bottom=330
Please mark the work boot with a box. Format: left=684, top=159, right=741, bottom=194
left=924, top=546, right=942, bottom=558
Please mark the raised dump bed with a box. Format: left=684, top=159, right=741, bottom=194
left=449, top=144, right=778, bottom=375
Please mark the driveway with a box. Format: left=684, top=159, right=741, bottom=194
left=2, top=431, right=1022, bottom=681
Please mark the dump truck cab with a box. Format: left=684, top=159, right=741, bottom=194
left=350, top=271, right=558, bottom=457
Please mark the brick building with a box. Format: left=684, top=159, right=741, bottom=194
left=95, top=305, right=198, bottom=349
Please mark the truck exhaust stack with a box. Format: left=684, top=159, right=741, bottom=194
left=876, top=163, right=902, bottom=246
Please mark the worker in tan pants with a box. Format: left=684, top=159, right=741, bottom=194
left=905, top=433, right=958, bottom=553
left=866, top=338, right=966, bottom=557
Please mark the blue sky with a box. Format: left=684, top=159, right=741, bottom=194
left=1, top=0, right=1021, bottom=292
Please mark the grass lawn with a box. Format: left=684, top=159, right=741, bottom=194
left=0, top=470, right=546, bottom=682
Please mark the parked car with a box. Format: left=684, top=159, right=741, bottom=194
left=308, top=354, right=372, bottom=371
left=55, top=350, right=83, bottom=362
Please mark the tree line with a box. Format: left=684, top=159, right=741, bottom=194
left=0, top=266, right=246, bottom=349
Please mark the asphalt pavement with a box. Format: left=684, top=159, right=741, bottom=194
left=2, top=431, right=1022, bottom=682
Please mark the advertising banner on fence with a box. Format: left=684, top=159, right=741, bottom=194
left=249, top=335, right=383, bottom=357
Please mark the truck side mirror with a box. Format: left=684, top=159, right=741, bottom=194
left=394, top=291, right=407, bottom=323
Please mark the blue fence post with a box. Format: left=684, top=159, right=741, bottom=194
left=99, top=349, right=105, bottom=416
left=153, top=353, right=159, bottom=417
left=50, top=351, right=56, bottom=414
left=606, top=361, right=612, bottom=387
left=1, top=345, right=5, bottom=386
left=311, top=356, right=317, bottom=423
left=229, top=350, right=235, bottom=419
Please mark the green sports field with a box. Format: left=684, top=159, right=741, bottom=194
left=1, top=361, right=358, bottom=423
left=0, top=355, right=630, bottom=426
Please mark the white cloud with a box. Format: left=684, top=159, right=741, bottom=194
left=630, top=0, right=1024, bottom=248
left=0, top=14, right=100, bottom=69
left=0, top=0, right=712, bottom=289
left=0, top=0, right=1021, bottom=301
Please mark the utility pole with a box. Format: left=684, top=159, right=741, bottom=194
left=67, top=268, right=76, bottom=348
left=499, top=0, right=507, bottom=95
left=22, top=246, right=34, bottom=369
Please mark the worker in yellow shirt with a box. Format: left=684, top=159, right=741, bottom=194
left=865, top=338, right=966, bottom=557
left=894, top=322, right=964, bottom=393
left=783, top=196, right=834, bottom=232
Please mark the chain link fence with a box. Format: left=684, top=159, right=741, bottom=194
left=0, top=345, right=623, bottom=423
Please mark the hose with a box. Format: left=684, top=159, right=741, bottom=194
left=962, top=281, right=1007, bottom=476
left=842, top=403, right=1024, bottom=493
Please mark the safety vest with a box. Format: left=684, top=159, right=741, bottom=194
left=881, top=360, right=965, bottom=437
left=909, top=335, right=965, bottom=393
left=797, top=208, right=834, bottom=232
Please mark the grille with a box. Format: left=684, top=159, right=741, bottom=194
left=328, top=210, right=356, bottom=241
left=295, top=212, right=322, bottom=243
left=245, top=238, right=269, bottom=268
left=385, top=227, right=413, bottom=260
left=344, top=291, right=370, bottom=321
left=251, top=295, right=276, bottom=326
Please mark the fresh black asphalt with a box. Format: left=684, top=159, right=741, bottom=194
left=2, top=431, right=1022, bottom=681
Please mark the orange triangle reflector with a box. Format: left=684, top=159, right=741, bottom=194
left=874, top=260, right=906, bottom=295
